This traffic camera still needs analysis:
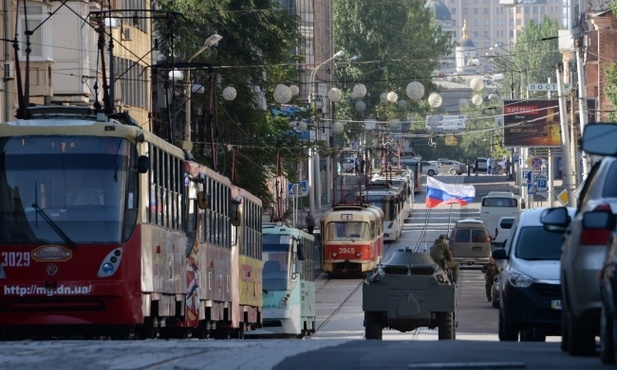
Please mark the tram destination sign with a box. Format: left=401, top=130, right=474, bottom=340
left=527, top=83, right=571, bottom=92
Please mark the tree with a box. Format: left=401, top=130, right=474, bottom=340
left=332, top=0, right=453, bottom=149
left=493, top=16, right=561, bottom=100
left=153, top=0, right=304, bottom=205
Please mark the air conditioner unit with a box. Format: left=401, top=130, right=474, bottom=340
left=3, top=61, right=14, bottom=80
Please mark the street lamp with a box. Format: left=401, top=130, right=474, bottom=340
left=308, top=50, right=345, bottom=215
left=184, top=33, right=222, bottom=146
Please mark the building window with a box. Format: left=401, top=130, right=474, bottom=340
left=18, top=3, right=51, bottom=60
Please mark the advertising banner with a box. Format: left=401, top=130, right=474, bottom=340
left=503, top=99, right=596, bottom=147
left=425, top=115, right=467, bottom=131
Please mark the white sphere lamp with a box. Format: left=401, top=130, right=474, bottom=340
left=328, top=87, right=343, bottom=102
left=222, top=86, right=237, bottom=101
left=387, top=91, right=398, bottom=103
left=332, top=121, right=344, bottom=134
left=273, top=84, right=292, bottom=104
left=406, top=81, right=425, bottom=101
left=428, top=92, right=442, bottom=108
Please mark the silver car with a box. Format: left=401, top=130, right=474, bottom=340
left=541, top=123, right=617, bottom=356
left=437, top=159, right=467, bottom=175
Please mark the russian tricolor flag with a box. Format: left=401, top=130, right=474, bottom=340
left=426, top=176, right=476, bottom=208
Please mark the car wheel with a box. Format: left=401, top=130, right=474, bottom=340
left=498, top=313, right=518, bottom=341
left=449, top=168, right=457, bottom=175
left=428, top=170, right=436, bottom=176
left=561, top=307, right=569, bottom=352
left=600, top=306, right=616, bottom=364
left=567, top=317, right=596, bottom=356
left=364, top=312, right=382, bottom=340
left=437, top=312, right=455, bottom=340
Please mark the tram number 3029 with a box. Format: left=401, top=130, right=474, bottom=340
left=1, top=252, right=31, bottom=267
left=338, top=247, right=356, bottom=255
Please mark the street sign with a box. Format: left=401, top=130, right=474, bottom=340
left=288, top=181, right=309, bottom=197
left=558, top=189, right=568, bottom=205
left=425, top=115, right=467, bottom=131
left=522, top=168, right=532, bottom=183
left=527, top=181, right=535, bottom=195
left=527, top=83, right=572, bottom=92
left=536, top=175, right=547, bottom=191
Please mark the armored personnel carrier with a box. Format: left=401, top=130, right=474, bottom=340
left=362, top=248, right=457, bottom=340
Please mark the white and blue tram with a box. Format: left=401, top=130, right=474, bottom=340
left=261, top=223, right=316, bottom=337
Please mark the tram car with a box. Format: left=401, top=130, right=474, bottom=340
left=260, top=223, right=316, bottom=337
left=0, top=106, right=262, bottom=339
left=320, top=204, right=385, bottom=275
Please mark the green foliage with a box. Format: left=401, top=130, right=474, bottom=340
left=605, top=62, right=617, bottom=123
left=333, top=0, right=453, bottom=131
left=493, top=17, right=561, bottom=100
left=153, top=0, right=303, bottom=205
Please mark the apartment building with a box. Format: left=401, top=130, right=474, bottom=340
left=0, top=0, right=152, bottom=125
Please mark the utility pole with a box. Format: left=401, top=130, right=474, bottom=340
left=576, top=44, right=590, bottom=180
left=556, top=64, right=575, bottom=206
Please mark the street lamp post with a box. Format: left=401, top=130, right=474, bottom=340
left=308, top=50, right=344, bottom=215
left=183, top=33, right=222, bottom=147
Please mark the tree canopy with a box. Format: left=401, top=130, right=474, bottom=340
left=492, top=16, right=561, bottom=100
left=332, top=0, right=454, bottom=144
left=154, top=0, right=305, bottom=205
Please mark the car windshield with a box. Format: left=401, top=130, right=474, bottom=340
left=514, top=226, right=564, bottom=260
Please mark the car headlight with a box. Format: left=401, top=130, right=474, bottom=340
left=507, top=270, right=534, bottom=288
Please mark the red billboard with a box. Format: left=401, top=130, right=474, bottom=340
left=503, top=99, right=596, bottom=147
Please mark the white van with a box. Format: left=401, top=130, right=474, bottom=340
left=480, top=191, right=524, bottom=239
left=492, top=207, right=576, bottom=341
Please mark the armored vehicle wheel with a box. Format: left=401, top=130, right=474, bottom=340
left=437, top=312, right=455, bottom=340
left=364, top=312, right=382, bottom=340
left=498, top=314, right=518, bottom=341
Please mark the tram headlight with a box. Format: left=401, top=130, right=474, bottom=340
left=332, top=252, right=337, bottom=257
left=98, top=248, right=123, bottom=277
left=101, top=262, right=115, bottom=276
left=356, top=252, right=362, bottom=257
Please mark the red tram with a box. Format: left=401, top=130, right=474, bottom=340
left=320, top=204, right=384, bottom=275
left=0, top=106, right=262, bottom=339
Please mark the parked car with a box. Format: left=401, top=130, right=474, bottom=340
left=419, top=160, right=439, bottom=176
left=473, top=157, right=488, bottom=173
left=492, top=216, right=515, bottom=248
left=448, top=219, right=492, bottom=266
left=437, top=159, right=467, bottom=175
left=540, top=122, right=617, bottom=356
left=493, top=207, right=576, bottom=342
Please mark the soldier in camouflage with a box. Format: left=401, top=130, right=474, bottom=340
left=430, top=234, right=459, bottom=284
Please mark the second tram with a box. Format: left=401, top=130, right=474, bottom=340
left=320, top=204, right=384, bottom=275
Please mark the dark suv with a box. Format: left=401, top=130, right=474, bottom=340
left=541, top=123, right=617, bottom=357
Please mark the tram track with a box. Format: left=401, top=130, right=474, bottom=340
left=313, top=277, right=364, bottom=337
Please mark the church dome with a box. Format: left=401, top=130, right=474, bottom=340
left=460, top=38, right=475, bottom=48
left=426, top=0, right=452, bottom=21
